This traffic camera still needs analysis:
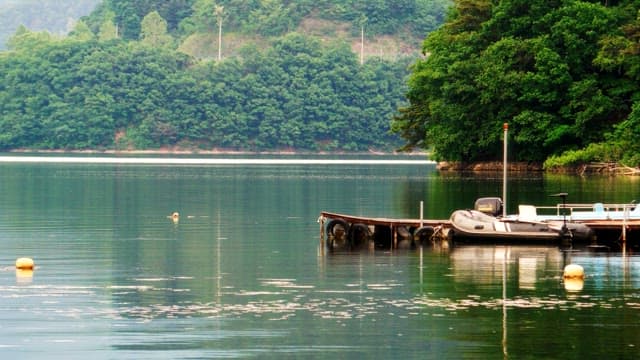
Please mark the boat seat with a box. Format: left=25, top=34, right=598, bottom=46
left=518, top=205, right=538, bottom=222
left=607, top=203, right=640, bottom=220
left=572, top=202, right=609, bottom=220
left=593, top=203, right=605, bottom=213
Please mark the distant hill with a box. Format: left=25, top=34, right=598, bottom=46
left=0, top=0, right=449, bottom=58
left=0, top=1, right=451, bottom=153
left=0, top=0, right=100, bottom=49
left=80, top=0, right=450, bottom=62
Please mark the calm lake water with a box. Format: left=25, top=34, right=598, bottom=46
left=0, top=154, right=639, bottom=359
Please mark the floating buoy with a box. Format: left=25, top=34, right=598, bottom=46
left=563, top=264, right=585, bottom=280
left=15, top=257, right=34, bottom=270
left=171, top=212, right=180, bottom=223
left=564, top=278, right=584, bottom=292
left=563, top=264, right=585, bottom=291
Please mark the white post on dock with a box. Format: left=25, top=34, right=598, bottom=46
left=420, top=201, right=424, bottom=227
left=503, top=123, right=509, bottom=217
left=623, top=205, right=627, bottom=252
left=319, top=216, right=325, bottom=256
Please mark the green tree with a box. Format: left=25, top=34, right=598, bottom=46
left=69, top=20, right=95, bottom=42
left=394, top=0, right=636, bottom=163
left=140, top=11, right=173, bottom=47
left=98, top=19, right=118, bottom=41
left=7, top=25, right=56, bottom=52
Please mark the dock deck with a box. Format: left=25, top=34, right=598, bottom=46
left=319, top=211, right=449, bottom=228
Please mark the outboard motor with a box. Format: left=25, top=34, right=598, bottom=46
left=474, top=197, right=503, bottom=217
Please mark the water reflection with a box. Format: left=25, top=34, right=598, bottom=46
left=15, top=269, right=34, bottom=285
left=3, top=244, right=640, bottom=358
left=449, top=245, right=565, bottom=290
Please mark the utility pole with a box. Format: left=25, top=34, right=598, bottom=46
left=215, top=6, right=224, bottom=61
left=360, top=24, right=364, bottom=65
left=358, top=15, right=367, bottom=65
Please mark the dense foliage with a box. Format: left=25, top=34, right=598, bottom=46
left=0, top=0, right=453, bottom=152
left=0, top=32, right=409, bottom=151
left=392, top=0, right=640, bottom=167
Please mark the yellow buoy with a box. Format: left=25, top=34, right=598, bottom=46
left=564, top=278, right=584, bottom=292
left=563, top=264, right=585, bottom=291
left=15, top=257, right=35, bottom=270
left=563, top=264, right=585, bottom=280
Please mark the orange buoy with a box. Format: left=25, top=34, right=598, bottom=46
left=15, top=257, right=34, bottom=270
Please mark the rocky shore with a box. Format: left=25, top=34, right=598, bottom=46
left=436, top=161, right=543, bottom=172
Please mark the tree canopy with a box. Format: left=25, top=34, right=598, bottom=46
left=392, top=0, right=640, bottom=167
left=80, top=0, right=449, bottom=41
left=0, top=0, right=452, bottom=153
left=0, top=30, right=410, bottom=151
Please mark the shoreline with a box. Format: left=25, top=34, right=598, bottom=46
left=6, top=150, right=634, bottom=174
left=436, top=161, right=543, bottom=172
left=7, top=148, right=430, bottom=156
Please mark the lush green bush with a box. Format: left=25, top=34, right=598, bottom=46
left=543, top=143, right=622, bottom=169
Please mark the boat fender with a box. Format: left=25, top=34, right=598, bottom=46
left=397, top=226, right=412, bottom=240
left=326, top=218, right=349, bottom=237
left=413, top=226, right=435, bottom=244
left=348, top=223, right=371, bottom=247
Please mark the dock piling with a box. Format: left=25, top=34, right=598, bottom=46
left=318, top=216, right=325, bottom=255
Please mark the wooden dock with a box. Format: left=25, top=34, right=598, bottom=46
left=319, top=211, right=640, bottom=252
left=319, top=211, right=449, bottom=229
left=318, top=211, right=449, bottom=251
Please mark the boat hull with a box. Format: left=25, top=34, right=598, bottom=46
left=449, top=210, right=562, bottom=243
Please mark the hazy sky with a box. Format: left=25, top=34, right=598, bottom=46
left=0, top=0, right=100, bottom=49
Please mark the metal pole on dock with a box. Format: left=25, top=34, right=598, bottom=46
left=420, top=201, right=424, bottom=227
left=623, top=207, right=627, bottom=253
left=503, top=123, right=508, bottom=217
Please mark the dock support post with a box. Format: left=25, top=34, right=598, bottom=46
left=622, top=219, right=627, bottom=253
left=622, top=208, right=628, bottom=253
left=319, top=216, right=325, bottom=255
left=419, top=246, right=424, bottom=286
left=392, top=225, right=397, bottom=249
left=420, top=201, right=424, bottom=227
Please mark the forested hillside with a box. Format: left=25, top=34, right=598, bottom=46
left=0, top=0, right=449, bottom=153
left=393, top=0, right=640, bottom=168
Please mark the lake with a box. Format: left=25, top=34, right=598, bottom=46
left=0, top=154, right=639, bottom=359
